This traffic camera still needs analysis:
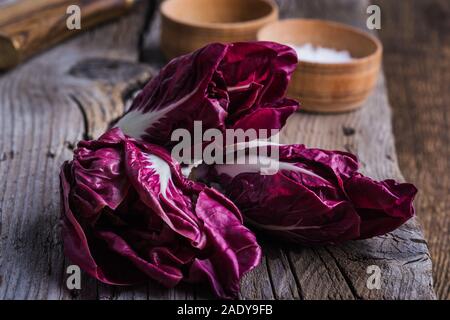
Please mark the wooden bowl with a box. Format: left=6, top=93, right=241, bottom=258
left=258, top=19, right=382, bottom=113
left=160, top=0, right=278, bottom=59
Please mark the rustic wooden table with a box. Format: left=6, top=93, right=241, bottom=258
left=376, top=0, right=449, bottom=300
left=0, top=0, right=439, bottom=299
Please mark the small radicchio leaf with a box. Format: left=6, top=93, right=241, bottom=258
left=189, top=188, right=261, bottom=299
left=123, top=139, right=207, bottom=248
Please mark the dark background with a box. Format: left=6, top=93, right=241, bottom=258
left=375, top=0, right=449, bottom=299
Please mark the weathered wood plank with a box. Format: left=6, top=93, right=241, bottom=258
left=0, top=1, right=153, bottom=300
left=376, top=0, right=449, bottom=299
left=264, top=242, right=301, bottom=299
left=239, top=252, right=276, bottom=300
left=270, top=0, right=435, bottom=299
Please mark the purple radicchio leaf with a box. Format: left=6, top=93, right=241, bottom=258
left=114, top=41, right=299, bottom=148
left=200, top=144, right=417, bottom=245
left=60, top=128, right=261, bottom=298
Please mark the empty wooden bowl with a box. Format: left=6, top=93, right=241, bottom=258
left=160, top=0, right=278, bottom=59
left=258, top=19, right=382, bottom=113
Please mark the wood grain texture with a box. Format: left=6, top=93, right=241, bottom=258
left=0, top=1, right=152, bottom=300
left=0, top=0, right=436, bottom=300
left=375, top=0, right=449, bottom=299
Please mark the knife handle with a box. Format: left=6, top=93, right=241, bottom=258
left=0, top=0, right=136, bottom=69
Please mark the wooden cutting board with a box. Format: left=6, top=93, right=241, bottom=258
left=0, top=0, right=435, bottom=299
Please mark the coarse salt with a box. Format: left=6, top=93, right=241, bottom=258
left=288, top=43, right=353, bottom=63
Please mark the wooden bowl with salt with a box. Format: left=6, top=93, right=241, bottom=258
left=258, top=19, right=382, bottom=113
left=160, top=0, right=278, bottom=60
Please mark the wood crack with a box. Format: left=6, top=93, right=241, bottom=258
left=68, top=94, right=91, bottom=141
left=138, top=0, right=158, bottom=63
left=265, top=253, right=279, bottom=300
left=285, top=250, right=304, bottom=300
left=325, top=247, right=361, bottom=300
